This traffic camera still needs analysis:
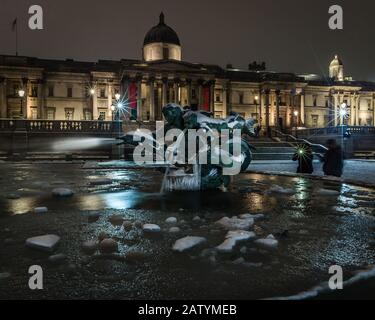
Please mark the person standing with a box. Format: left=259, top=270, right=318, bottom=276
left=292, top=143, right=314, bottom=174
left=321, top=139, right=344, bottom=177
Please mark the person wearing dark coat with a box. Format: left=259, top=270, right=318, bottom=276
left=292, top=143, right=314, bottom=174
left=321, top=139, right=344, bottom=177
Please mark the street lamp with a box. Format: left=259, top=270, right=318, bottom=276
left=111, top=105, right=116, bottom=122
left=293, top=110, right=299, bottom=137
left=115, top=93, right=121, bottom=101
left=254, top=95, right=259, bottom=120
left=90, top=88, right=95, bottom=96
left=339, top=103, right=347, bottom=125
left=18, top=89, right=25, bottom=118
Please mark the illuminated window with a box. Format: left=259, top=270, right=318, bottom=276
left=65, top=108, right=74, bottom=120
left=67, top=87, right=73, bottom=98
left=30, top=107, right=38, bottom=119
left=47, top=107, right=55, bottom=120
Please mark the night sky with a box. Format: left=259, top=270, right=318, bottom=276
left=0, top=0, right=374, bottom=80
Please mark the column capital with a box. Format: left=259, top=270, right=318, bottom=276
left=263, top=88, right=270, bottom=95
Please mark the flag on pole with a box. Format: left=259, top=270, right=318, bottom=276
left=12, top=18, right=17, bottom=31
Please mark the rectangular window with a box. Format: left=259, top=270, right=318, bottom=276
left=30, top=107, right=38, bottom=119
left=48, top=86, right=54, bottom=97
left=65, top=108, right=74, bottom=120
left=313, top=96, right=317, bottom=107
left=84, top=109, right=92, bottom=120
left=98, top=111, right=106, bottom=120
left=311, top=115, right=319, bottom=127
left=67, top=87, right=73, bottom=98
left=163, top=47, right=169, bottom=59
left=100, top=88, right=105, bottom=98
left=31, top=85, right=38, bottom=98
left=239, top=92, right=244, bottom=104
left=215, top=93, right=221, bottom=102
left=47, top=107, right=55, bottom=120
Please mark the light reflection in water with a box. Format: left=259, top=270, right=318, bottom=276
left=76, top=190, right=143, bottom=210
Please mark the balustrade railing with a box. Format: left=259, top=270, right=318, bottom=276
left=0, top=119, right=122, bottom=133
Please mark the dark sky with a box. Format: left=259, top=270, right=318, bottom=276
left=1, top=0, right=374, bottom=80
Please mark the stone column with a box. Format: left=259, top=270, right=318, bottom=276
left=227, top=82, right=232, bottom=115
left=275, top=90, right=280, bottom=129
left=210, top=81, right=215, bottom=113
left=264, top=89, right=270, bottom=134
left=197, top=79, right=204, bottom=108
left=0, top=78, right=7, bottom=118
left=37, top=79, right=45, bottom=119
left=107, top=83, right=113, bottom=121
left=356, top=96, right=360, bottom=126
left=300, top=93, right=305, bottom=126
left=149, top=78, right=155, bottom=121
left=269, top=92, right=275, bottom=126
left=173, top=79, right=179, bottom=104
left=162, top=78, right=168, bottom=107
left=137, top=78, right=142, bottom=120
left=222, top=86, right=227, bottom=118
left=186, top=79, right=192, bottom=106
left=350, top=94, right=355, bottom=126
left=92, top=86, right=98, bottom=120
left=373, top=95, right=375, bottom=126
left=25, top=80, right=30, bottom=119
left=260, top=91, right=265, bottom=126
left=334, top=94, right=338, bottom=126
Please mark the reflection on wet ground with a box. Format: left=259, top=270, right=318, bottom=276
left=0, top=163, right=374, bottom=299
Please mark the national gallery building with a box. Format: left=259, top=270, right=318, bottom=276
left=0, top=13, right=375, bottom=130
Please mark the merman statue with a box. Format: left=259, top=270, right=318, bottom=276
left=117, top=104, right=257, bottom=191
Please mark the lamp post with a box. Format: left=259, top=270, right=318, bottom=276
left=293, top=110, right=299, bottom=138
left=339, top=103, right=347, bottom=126
left=18, top=89, right=25, bottom=118
left=254, top=95, right=259, bottom=121
left=111, top=105, right=115, bottom=122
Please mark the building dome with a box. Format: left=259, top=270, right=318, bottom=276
left=143, top=13, right=182, bottom=61
left=329, top=54, right=344, bottom=81
left=143, top=13, right=180, bottom=46
left=330, top=54, right=343, bottom=67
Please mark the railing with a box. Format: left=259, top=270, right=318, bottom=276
left=295, top=126, right=375, bottom=137
left=271, top=129, right=328, bottom=154
left=0, top=119, right=122, bottom=133
left=0, top=119, right=16, bottom=131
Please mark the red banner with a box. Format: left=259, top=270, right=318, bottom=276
left=202, top=86, right=210, bottom=111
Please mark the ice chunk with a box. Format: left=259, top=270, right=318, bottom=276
left=52, top=188, right=74, bottom=197
left=26, top=235, right=60, bottom=252
left=33, top=207, right=48, bottom=214
left=268, top=185, right=295, bottom=195
left=255, top=235, right=279, bottom=250
left=173, top=236, right=207, bottom=252
left=216, top=230, right=256, bottom=253
left=142, top=224, right=161, bottom=233
left=316, top=189, right=340, bottom=196
left=165, top=217, right=178, bottom=224
left=215, top=216, right=254, bottom=231
left=169, top=227, right=181, bottom=233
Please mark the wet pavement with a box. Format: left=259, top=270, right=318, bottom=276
left=0, top=162, right=374, bottom=300
left=249, top=160, right=375, bottom=186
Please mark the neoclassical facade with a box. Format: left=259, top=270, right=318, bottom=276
left=0, top=13, right=374, bottom=129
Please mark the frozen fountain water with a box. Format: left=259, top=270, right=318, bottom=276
left=52, top=138, right=116, bottom=151
left=161, top=165, right=201, bottom=193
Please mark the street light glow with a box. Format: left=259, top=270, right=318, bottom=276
left=294, top=111, right=299, bottom=117
left=18, top=89, right=25, bottom=98
left=90, top=88, right=95, bottom=95
left=115, top=93, right=121, bottom=101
